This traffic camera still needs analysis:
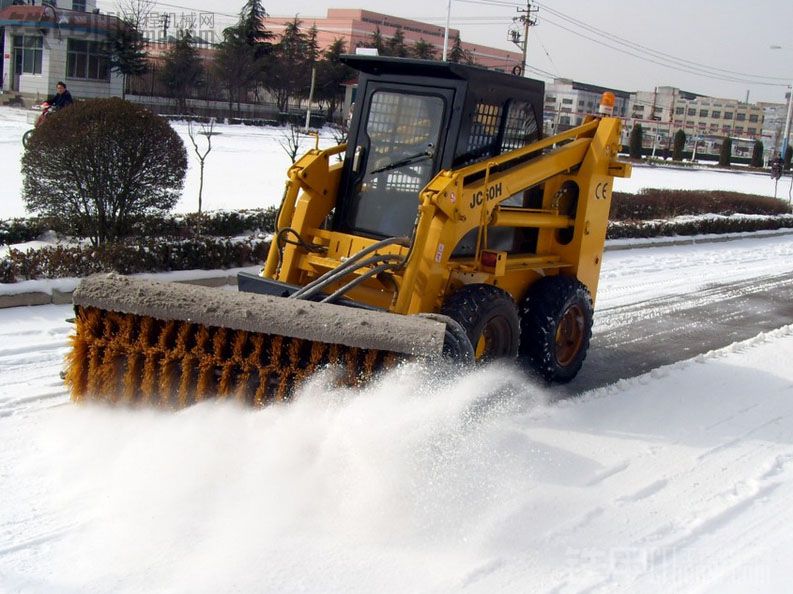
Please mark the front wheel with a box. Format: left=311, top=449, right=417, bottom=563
left=22, top=129, right=33, bottom=148
left=520, top=276, right=593, bottom=382
left=440, top=284, right=520, bottom=362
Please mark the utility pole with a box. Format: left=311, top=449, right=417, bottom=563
left=508, top=0, right=537, bottom=76
left=442, top=0, right=452, bottom=61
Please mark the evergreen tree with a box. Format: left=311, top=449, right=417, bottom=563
left=411, top=38, right=437, bottom=60
left=213, top=27, right=259, bottom=117
left=672, top=129, right=686, bottom=161
left=448, top=34, right=466, bottom=63
left=238, top=0, right=275, bottom=57
left=159, top=30, right=203, bottom=113
left=629, top=124, right=643, bottom=159
left=718, top=137, right=732, bottom=167
left=265, top=18, right=312, bottom=113
left=785, top=144, right=792, bottom=171
left=105, top=20, right=148, bottom=99
left=750, top=140, right=764, bottom=168
left=315, top=38, right=354, bottom=122
left=386, top=27, right=408, bottom=57
left=358, top=26, right=386, bottom=55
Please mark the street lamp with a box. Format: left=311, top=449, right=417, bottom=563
left=770, top=45, right=792, bottom=157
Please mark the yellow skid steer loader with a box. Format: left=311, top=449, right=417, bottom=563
left=65, top=55, right=630, bottom=406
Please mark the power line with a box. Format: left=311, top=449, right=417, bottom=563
left=534, top=2, right=788, bottom=84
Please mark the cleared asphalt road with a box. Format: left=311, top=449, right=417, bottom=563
left=561, top=270, right=793, bottom=394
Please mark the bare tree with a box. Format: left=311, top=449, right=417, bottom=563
left=115, top=0, right=155, bottom=32
left=278, top=123, right=304, bottom=163
left=187, top=118, right=218, bottom=224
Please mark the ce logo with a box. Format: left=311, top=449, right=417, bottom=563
left=595, top=182, right=609, bottom=200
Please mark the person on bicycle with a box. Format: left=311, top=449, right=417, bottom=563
left=47, top=81, right=73, bottom=111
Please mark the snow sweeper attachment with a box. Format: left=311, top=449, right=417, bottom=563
left=64, top=55, right=630, bottom=406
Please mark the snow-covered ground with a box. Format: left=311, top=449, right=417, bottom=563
left=2, top=104, right=793, bottom=593
left=2, top=236, right=793, bottom=593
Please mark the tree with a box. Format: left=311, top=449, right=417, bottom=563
left=358, top=26, right=386, bottom=55
left=672, top=129, right=686, bottom=161
left=213, top=28, right=260, bottom=117
left=785, top=144, right=793, bottom=171
left=448, top=34, right=467, bottom=63
left=411, top=38, right=437, bottom=60
left=751, top=140, right=764, bottom=168
left=116, top=0, right=155, bottom=31
left=159, top=30, right=203, bottom=113
left=629, top=124, right=643, bottom=159
left=22, top=98, right=187, bottom=246
left=187, top=119, right=217, bottom=225
left=104, top=19, right=148, bottom=99
left=719, top=136, right=732, bottom=167
left=386, top=27, right=408, bottom=57
left=264, top=17, right=312, bottom=114
left=237, top=0, right=275, bottom=57
left=315, top=38, right=354, bottom=123
left=211, top=0, right=275, bottom=116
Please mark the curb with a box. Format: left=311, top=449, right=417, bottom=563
left=0, top=274, right=239, bottom=309
left=604, top=228, right=793, bottom=251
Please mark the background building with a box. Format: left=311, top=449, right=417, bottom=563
left=265, top=9, right=522, bottom=73
left=1, top=0, right=123, bottom=102
left=543, top=78, right=630, bottom=137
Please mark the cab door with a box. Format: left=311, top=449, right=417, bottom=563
left=335, top=84, right=455, bottom=239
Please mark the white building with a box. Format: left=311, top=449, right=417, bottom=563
left=1, top=1, right=123, bottom=102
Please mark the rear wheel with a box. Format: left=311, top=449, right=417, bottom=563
left=520, top=275, right=593, bottom=382
left=440, top=284, right=520, bottom=362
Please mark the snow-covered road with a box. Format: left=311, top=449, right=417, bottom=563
left=2, top=234, right=793, bottom=593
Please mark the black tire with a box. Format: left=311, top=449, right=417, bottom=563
left=418, top=312, right=475, bottom=364
left=519, top=275, right=593, bottom=383
left=440, top=284, right=520, bottom=362
left=22, top=129, right=33, bottom=148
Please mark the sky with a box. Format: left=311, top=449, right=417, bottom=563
left=97, top=0, right=793, bottom=104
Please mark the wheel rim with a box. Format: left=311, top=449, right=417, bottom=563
left=555, top=304, right=584, bottom=366
left=475, top=315, right=512, bottom=361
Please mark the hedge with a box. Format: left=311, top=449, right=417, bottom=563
left=1, top=236, right=270, bottom=284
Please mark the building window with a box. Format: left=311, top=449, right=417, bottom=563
left=735, top=113, right=746, bottom=121
left=748, top=127, right=757, bottom=135
left=724, top=112, right=733, bottom=120
left=67, top=39, right=110, bottom=80
left=711, top=111, right=720, bottom=119
left=734, top=127, right=743, bottom=135
left=675, top=107, right=684, bottom=115
left=699, top=109, right=708, bottom=117
left=749, top=114, right=759, bottom=123
left=72, top=0, right=87, bottom=10
left=561, top=98, right=573, bottom=105
left=12, top=36, right=43, bottom=75
left=687, top=108, right=696, bottom=116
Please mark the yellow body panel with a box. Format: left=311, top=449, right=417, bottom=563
left=262, top=117, right=630, bottom=317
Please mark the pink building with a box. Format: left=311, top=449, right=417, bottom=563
left=265, top=8, right=522, bottom=73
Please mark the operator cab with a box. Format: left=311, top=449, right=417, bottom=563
left=333, top=55, right=545, bottom=241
